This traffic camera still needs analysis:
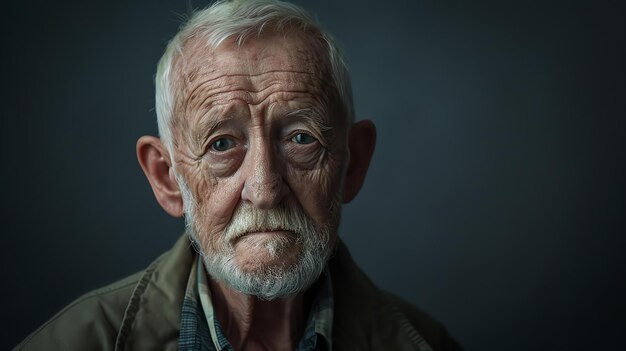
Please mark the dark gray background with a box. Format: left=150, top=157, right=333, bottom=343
left=2, top=0, right=625, bottom=350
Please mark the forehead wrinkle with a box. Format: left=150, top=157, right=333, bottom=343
left=179, top=39, right=331, bottom=109
left=186, top=73, right=328, bottom=115
left=171, top=33, right=338, bottom=139
left=244, top=69, right=333, bottom=109
left=183, top=74, right=250, bottom=117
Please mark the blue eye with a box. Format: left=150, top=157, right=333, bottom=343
left=211, top=138, right=235, bottom=151
left=291, top=133, right=316, bottom=144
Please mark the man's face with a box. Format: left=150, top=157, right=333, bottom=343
left=169, top=31, right=349, bottom=298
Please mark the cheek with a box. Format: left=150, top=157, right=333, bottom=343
left=282, top=141, right=324, bottom=169
left=178, top=159, right=243, bottom=248
left=203, top=144, right=246, bottom=177
left=287, top=151, right=345, bottom=225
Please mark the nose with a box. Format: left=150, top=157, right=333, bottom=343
left=241, top=141, right=289, bottom=209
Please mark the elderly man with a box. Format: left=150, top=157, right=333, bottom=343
left=17, top=0, right=460, bottom=350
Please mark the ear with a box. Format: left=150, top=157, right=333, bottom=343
left=343, top=120, right=377, bottom=203
left=136, top=136, right=184, bottom=217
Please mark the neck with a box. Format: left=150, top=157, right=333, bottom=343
left=209, top=278, right=310, bottom=351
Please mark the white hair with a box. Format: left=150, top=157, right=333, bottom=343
left=155, top=0, right=354, bottom=154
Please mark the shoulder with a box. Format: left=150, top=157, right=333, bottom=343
left=15, top=235, right=194, bottom=351
left=383, top=293, right=463, bottom=351
left=14, top=271, right=142, bottom=351
left=329, top=242, right=462, bottom=350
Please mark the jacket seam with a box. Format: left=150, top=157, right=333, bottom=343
left=389, top=301, right=434, bottom=351
left=114, top=255, right=164, bottom=351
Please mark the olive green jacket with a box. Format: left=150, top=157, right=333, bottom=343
left=16, top=235, right=461, bottom=350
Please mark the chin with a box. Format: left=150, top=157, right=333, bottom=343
left=200, top=234, right=333, bottom=300
left=183, top=198, right=339, bottom=299
left=232, top=231, right=302, bottom=271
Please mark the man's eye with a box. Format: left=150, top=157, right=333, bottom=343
left=291, top=133, right=316, bottom=145
left=210, top=138, right=235, bottom=151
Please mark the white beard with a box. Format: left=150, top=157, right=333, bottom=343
left=177, top=175, right=340, bottom=300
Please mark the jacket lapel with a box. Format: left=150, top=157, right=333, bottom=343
left=116, top=235, right=194, bottom=351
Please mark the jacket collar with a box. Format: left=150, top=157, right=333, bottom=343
left=115, top=235, right=193, bottom=351
left=115, top=235, right=430, bottom=351
left=329, top=242, right=432, bottom=350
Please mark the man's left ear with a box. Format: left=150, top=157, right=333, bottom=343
left=343, top=120, right=377, bottom=203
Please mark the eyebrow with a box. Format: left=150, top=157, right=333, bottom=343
left=193, top=114, right=235, bottom=140
left=189, top=113, right=238, bottom=157
left=284, top=108, right=333, bottom=132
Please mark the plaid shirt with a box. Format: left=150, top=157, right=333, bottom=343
left=178, top=255, right=334, bottom=351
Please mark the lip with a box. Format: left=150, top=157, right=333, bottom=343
left=244, top=230, right=294, bottom=236
left=233, top=230, right=294, bottom=243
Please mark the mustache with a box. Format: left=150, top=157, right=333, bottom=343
left=222, top=201, right=317, bottom=243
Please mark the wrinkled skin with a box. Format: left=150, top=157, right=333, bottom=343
left=170, top=31, right=349, bottom=272
left=137, top=29, right=375, bottom=350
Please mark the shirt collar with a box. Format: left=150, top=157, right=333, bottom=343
left=180, top=254, right=334, bottom=351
